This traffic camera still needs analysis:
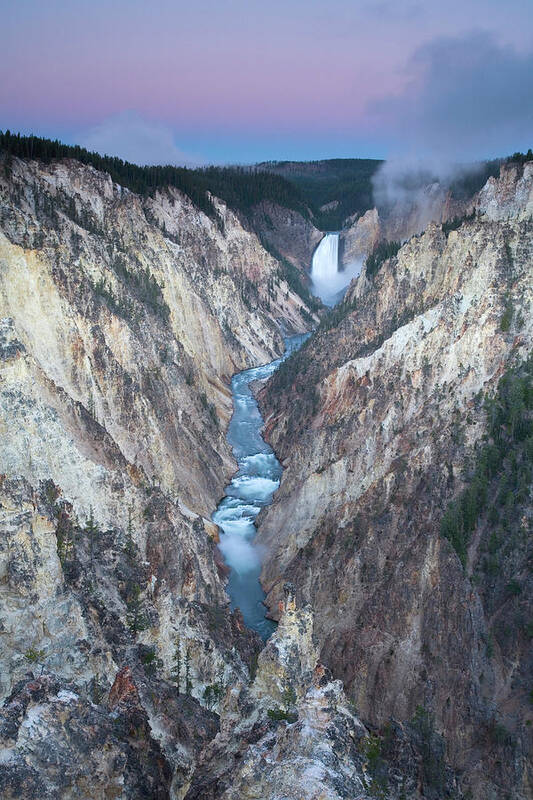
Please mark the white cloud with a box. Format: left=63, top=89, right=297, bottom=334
left=78, top=111, right=203, bottom=166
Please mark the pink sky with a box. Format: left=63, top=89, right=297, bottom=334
left=2, top=0, right=532, bottom=162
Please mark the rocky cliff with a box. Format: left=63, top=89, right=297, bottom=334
left=250, top=200, right=323, bottom=276
left=0, top=154, right=318, bottom=518
left=0, top=153, right=318, bottom=797
left=184, top=584, right=462, bottom=800
left=258, top=161, right=533, bottom=799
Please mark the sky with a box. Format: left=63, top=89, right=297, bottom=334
left=1, top=0, right=532, bottom=165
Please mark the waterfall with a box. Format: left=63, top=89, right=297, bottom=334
left=311, top=232, right=362, bottom=306
left=311, top=233, right=340, bottom=306
left=312, top=233, right=339, bottom=286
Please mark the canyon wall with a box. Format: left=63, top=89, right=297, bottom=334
left=0, top=153, right=317, bottom=797
left=250, top=200, right=323, bottom=275
left=258, top=161, right=533, bottom=799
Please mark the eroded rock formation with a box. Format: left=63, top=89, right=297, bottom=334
left=185, top=584, right=460, bottom=800
left=1, top=151, right=531, bottom=799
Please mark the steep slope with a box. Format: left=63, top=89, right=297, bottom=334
left=0, top=153, right=317, bottom=796
left=340, top=182, right=476, bottom=269
left=0, top=133, right=325, bottom=307
left=185, top=585, right=461, bottom=800
left=257, top=161, right=533, bottom=799
left=0, top=153, right=315, bottom=517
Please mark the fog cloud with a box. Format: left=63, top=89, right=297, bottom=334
left=79, top=112, right=203, bottom=166
left=369, top=32, right=532, bottom=234
left=371, top=156, right=485, bottom=234
left=374, top=32, right=533, bottom=159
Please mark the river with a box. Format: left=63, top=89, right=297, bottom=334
left=212, top=333, right=308, bottom=640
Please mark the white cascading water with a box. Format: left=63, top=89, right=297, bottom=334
left=311, top=232, right=362, bottom=306
left=312, top=233, right=339, bottom=287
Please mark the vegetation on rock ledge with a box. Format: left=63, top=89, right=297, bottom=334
left=365, top=239, right=401, bottom=277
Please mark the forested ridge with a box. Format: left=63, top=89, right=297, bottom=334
left=258, top=158, right=382, bottom=230
left=3, top=133, right=528, bottom=235
left=0, top=130, right=310, bottom=225
left=441, top=355, right=533, bottom=567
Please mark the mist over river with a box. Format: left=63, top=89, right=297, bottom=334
left=212, top=333, right=308, bottom=639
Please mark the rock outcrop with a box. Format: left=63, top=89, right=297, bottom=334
left=185, top=585, right=460, bottom=800
left=258, top=161, right=533, bottom=799
left=250, top=200, right=323, bottom=275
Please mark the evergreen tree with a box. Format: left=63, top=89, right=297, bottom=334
left=185, top=645, right=192, bottom=694
left=87, top=390, right=97, bottom=421
left=203, top=684, right=214, bottom=709
left=171, top=634, right=182, bottom=693
left=56, top=506, right=75, bottom=567
left=126, top=583, right=149, bottom=634
left=365, top=240, right=401, bottom=276
left=282, top=684, right=297, bottom=712
left=203, top=682, right=224, bottom=710
left=141, top=645, right=162, bottom=675
left=125, top=504, right=135, bottom=559
left=85, top=506, right=99, bottom=573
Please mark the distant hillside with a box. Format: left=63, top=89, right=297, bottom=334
left=257, top=158, right=383, bottom=230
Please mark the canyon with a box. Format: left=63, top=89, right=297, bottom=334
left=0, top=146, right=531, bottom=799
